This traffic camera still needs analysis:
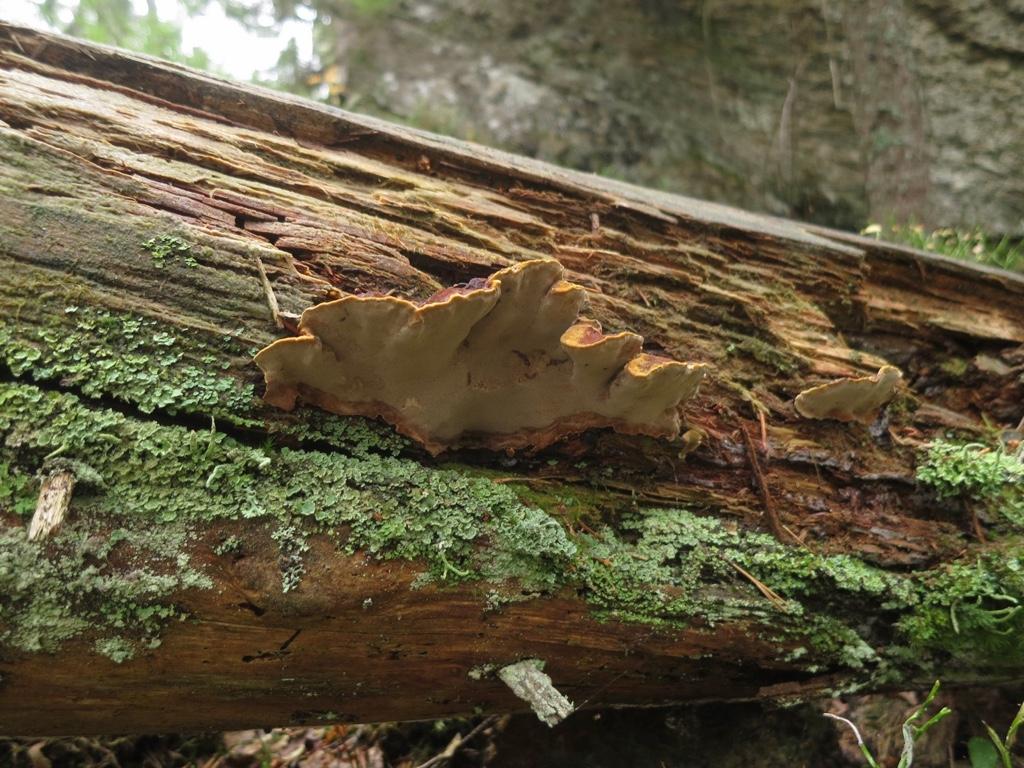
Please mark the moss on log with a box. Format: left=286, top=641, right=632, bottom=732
left=0, top=22, right=1022, bottom=736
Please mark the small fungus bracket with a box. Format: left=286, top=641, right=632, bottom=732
left=496, top=658, right=574, bottom=727
left=794, top=365, right=903, bottom=423
left=255, top=259, right=708, bottom=453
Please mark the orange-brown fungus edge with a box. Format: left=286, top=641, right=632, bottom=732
left=254, top=259, right=709, bottom=453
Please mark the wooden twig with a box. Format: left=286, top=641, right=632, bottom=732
left=740, top=425, right=790, bottom=544
left=726, top=558, right=788, bottom=610
left=413, top=715, right=499, bottom=768
left=970, top=505, right=987, bottom=544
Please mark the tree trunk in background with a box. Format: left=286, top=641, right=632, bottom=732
left=0, top=23, right=1023, bottom=737
left=324, top=0, right=1024, bottom=236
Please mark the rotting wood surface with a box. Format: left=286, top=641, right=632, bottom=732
left=0, top=23, right=1022, bottom=736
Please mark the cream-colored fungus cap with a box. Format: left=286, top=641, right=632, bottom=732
left=255, top=259, right=708, bottom=453
left=794, top=365, right=903, bottom=423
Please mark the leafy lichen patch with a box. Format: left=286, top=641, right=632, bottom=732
left=0, top=292, right=422, bottom=458
left=142, top=234, right=201, bottom=269
left=0, top=522, right=210, bottom=656
left=0, top=382, right=577, bottom=650
left=496, top=658, right=574, bottom=726
left=573, top=506, right=914, bottom=669
left=1, top=381, right=1022, bottom=676
left=0, top=304, right=256, bottom=419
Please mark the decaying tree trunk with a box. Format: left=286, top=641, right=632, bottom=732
left=0, top=23, right=1022, bottom=737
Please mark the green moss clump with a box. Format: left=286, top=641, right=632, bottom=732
left=917, top=439, right=1024, bottom=528
left=729, top=337, right=799, bottom=375
left=0, top=306, right=256, bottom=419
left=0, top=460, right=37, bottom=517
left=897, top=547, right=1024, bottom=667
left=142, top=234, right=200, bottom=268
left=917, top=441, right=1023, bottom=501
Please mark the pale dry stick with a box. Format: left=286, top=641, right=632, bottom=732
left=254, top=254, right=284, bottom=329
left=725, top=558, right=788, bottom=611
left=824, top=713, right=880, bottom=768
left=29, top=470, right=75, bottom=541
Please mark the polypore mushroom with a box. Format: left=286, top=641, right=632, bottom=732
left=793, top=365, right=903, bottom=423
left=254, top=259, right=708, bottom=453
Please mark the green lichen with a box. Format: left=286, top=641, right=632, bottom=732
left=0, top=382, right=576, bottom=651
left=897, top=546, right=1024, bottom=667
left=95, top=636, right=137, bottom=664
left=0, top=301, right=422, bottom=458
left=213, top=534, right=243, bottom=556
left=272, top=523, right=310, bottom=593
left=577, top=507, right=1024, bottom=672
left=0, top=460, right=36, bottom=517
left=2, top=380, right=1023, bottom=676
left=0, top=306, right=256, bottom=419
left=573, top=506, right=911, bottom=668
left=917, top=439, right=1024, bottom=528
left=0, top=523, right=209, bottom=654
left=142, top=234, right=200, bottom=269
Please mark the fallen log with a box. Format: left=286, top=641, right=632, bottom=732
left=0, top=22, right=1022, bottom=737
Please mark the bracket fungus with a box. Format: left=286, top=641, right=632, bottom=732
left=254, top=259, right=708, bottom=453
left=794, top=365, right=903, bottom=423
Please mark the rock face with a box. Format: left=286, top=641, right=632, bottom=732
left=328, top=0, right=1024, bottom=235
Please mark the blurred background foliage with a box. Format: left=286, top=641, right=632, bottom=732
left=35, top=0, right=215, bottom=69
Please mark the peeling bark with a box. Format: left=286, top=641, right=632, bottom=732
left=0, top=24, right=1022, bottom=737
